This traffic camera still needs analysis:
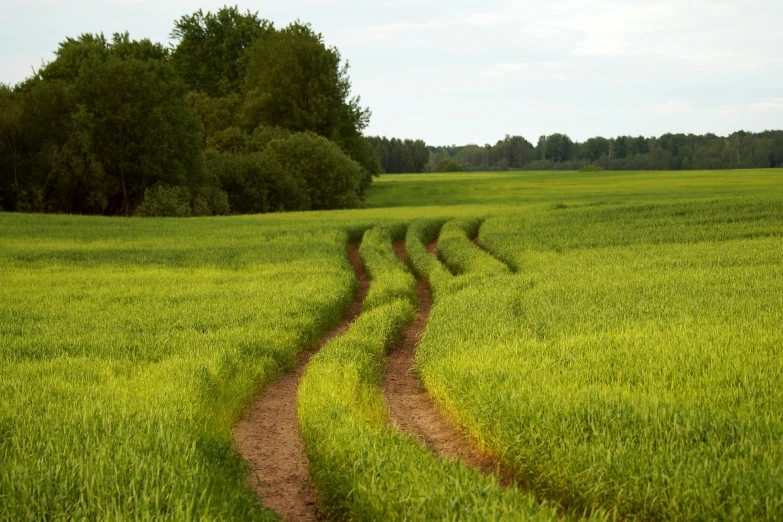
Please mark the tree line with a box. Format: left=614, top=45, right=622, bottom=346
left=376, top=132, right=783, bottom=173
left=0, top=6, right=378, bottom=216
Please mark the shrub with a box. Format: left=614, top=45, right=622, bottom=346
left=135, top=186, right=193, bottom=217
left=135, top=185, right=230, bottom=217
left=580, top=164, right=606, bottom=172
left=434, top=158, right=464, bottom=173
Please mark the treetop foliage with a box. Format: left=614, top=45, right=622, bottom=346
left=171, top=7, right=272, bottom=98
left=1, top=6, right=376, bottom=216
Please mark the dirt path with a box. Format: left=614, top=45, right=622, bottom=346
left=234, top=243, right=368, bottom=521
left=384, top=241, right=513, bottom=485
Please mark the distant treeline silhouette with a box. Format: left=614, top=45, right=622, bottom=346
left=372, top=132, right=783, bottom=173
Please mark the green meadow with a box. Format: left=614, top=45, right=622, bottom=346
left=366, top=168, right=781, bottom=207
left=1, top=168, right=781, bottom=520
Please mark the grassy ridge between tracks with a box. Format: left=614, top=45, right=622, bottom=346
left=298, top=225, right=575, bottom=521
left=414, top=197, right=783, bottom=520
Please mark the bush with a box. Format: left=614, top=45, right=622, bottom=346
left=135, top=186, right=193, bottom=217
left=208, top=131, right=365, bottom=214
left=192, top=186, right=231, bottom=216
left=580, top=164, right=606, bottom=172
left=135, top=185, right=230, bottom=217
left=264, top=132, right=364, bottom=210
left=434, top=159, right=463, bottom=173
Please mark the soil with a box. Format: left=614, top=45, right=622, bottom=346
left=385, top=241, right=513, bottom=486
left=233, top=244, right=369, bottom=521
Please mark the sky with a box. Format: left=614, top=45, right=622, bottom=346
left=1, top=0, right=782, bottom=145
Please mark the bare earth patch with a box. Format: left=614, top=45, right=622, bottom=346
left=233, top=243, right=368, bottom=521
left=385, top=240, right=513, bottom=486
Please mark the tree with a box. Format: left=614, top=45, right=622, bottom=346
left=5, top=33, right=209, bottom=215
left=581, top=137, right=609, bottom=162
left=70, top=43, right=206, bottom=214
left=0, top=86, right=22, bottom=210
left=543, top=133, right=574, bottom=163
left=242, top=22, right=375, bottom=177
left=171, top=7, right=272, bottom=97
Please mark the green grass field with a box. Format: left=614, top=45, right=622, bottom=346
left=1, top=168, right=781, bottom=520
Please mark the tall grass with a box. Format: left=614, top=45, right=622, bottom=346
left=0, top=215, right=358, bottom=520
left=413, top=197, right=783, bottom=520
left=298, top=225, right=572, bottom=521
left=436, top=217, right=510, bottom=276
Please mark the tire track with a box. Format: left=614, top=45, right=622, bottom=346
left=471, top=230, right=516, bottom=274
left=384, top=240, right=514, bottom=486
left=234, top=243, right=369, bottom=521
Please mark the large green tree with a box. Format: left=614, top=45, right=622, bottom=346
left=73, top=52, right=206, bottom=214
left=242, top=22, right=377, bottom=182
left=171, top=7, right=272, bottom=97
left=3, top=33, right=209, bottom=215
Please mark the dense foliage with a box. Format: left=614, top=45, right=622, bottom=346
left=380, top=132, right=783, bottom=173
left=367, top=136, right=429, bottom=173
left=0, top=7, right=376, bottom=216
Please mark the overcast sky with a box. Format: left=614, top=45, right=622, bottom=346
left=2, top=0, right=782, bottom=145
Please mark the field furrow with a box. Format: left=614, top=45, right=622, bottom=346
left=298, top=225, right=571, bottom=521
left=437, top=218, right=512, bottom=277
left=234, top=243, right=369, bottom=521
left=385, top=238, right=516, bottom=486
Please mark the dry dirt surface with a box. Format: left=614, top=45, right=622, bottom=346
left=233, top=243, right=368, bottom=521
left=385, top=241, right=513, bottom=485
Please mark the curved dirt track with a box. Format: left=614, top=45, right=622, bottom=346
left=384, top=241, right=513, bottom=485
left=233, top=243, right=369, bottom=521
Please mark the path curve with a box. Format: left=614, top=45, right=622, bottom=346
left=384, top=240, right=513, bottom=485
left=234, top=243, right=369, bottom=521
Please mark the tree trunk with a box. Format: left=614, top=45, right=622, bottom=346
left=7, top=136, right=20, bottom=210
left=120, top=167, right=129, bottom=216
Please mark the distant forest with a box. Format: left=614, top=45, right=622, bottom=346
left=370, top=131, right=783, bottom=173
left=0, top=7, right=378, bottom=216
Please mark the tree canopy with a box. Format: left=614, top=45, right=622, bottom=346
left=0, top=33, right=207, bottom=215
left=170, top=7, right=272, bottom=98
left=1, top=6, right=378, bottom=216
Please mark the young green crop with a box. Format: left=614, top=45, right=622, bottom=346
left=358, top=225, right=415, bottom=311
left=0, top=206, right=487, bottom=519
left=414, top=196, right=783, bottom=520
left=404, top=219, right=454, bottom=297
left=436, top=217, right=510, bottom=276
left=3, top=167, right=781, bottom=520
left=365, top=169, right=782, bottom=208
left=298, top=225, right=576, bottom=521
left=0, top=214, right=366, bottom=520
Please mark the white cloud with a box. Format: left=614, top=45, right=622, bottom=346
left=495, top=63, right=529, bottom=71
left=462, top=12, right=505, bottom=26
left=645, top=101, right=692, bottom=114
left=372, top=22, right=440, bottom=32
left=749, top=98, right=783, bottom=109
